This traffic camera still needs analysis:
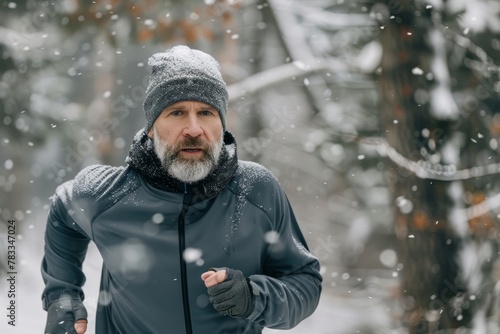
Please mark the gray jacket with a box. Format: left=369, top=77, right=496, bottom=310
left=41, top=131, right=322, bottom=333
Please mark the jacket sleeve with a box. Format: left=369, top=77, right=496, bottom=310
left=246, top=179, right=322, bottom=329
left=41, top=182, right=91, bottom=310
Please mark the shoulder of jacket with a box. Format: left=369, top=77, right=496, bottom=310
left=72, top=164, right=140, bottom=200
left=235, top=161, right=277, bottom=183
left=49, top=165, right=139, bottom=238
left=229, top=161, right=288, bottom=223
left=230, top=161, right=281, bottom=199
left=51, top=165, right=141, bottom=228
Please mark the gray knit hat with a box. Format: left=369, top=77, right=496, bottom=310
left=143, top=45, right=228, bottom=132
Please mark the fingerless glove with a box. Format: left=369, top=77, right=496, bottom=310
left=207, top=267, right=255, bottom=318
left=44, top=296, right=87, bottom=334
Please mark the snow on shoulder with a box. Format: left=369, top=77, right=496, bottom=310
left=232, top=160, right=280, bottom=201
left=73, top=164, right=137, bottom=200
left=236, top=161, right=277, bottom=184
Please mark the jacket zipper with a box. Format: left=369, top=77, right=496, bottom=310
left=179, top=186, right=193, bottom=334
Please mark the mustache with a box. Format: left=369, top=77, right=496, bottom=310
left=176, top=137, right=210, bottom=151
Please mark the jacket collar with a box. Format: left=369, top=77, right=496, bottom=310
left=126, top=129, right=238, bottom=202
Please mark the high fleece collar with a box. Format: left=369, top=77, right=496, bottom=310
left=126, top=129, right=238, bottom=202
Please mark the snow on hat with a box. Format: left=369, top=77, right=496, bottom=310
left=143, top=45, right=228, bottom=133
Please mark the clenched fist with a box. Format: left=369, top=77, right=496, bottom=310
left=44, top=296, right=88, bottom=334
left=201, top=267, right=255, bottom=318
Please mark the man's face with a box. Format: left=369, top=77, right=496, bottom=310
left=148, top=100, right=224, bottom=183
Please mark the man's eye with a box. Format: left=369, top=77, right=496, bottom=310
left=170, top=110, right=183, bottom=116
left=200, top=110, right=213, bottom=116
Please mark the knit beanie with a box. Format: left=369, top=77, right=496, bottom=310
left=143, top=45, right=228, bottom=133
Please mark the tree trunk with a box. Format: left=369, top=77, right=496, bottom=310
left=378, top=2, right=469, bottom=332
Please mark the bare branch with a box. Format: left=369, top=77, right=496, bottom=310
left=369, top=137, right=500, bottom=181
left=227, top=58, right=366, bottom=102
left=323, top=131, right=500, bottom=182
left=466, top=192, right=500, bottom=221
left=271, top=0, right=374, bottom=29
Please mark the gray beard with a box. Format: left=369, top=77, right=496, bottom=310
left=153, top=127, right=223, bottom=183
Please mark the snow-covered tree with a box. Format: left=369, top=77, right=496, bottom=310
left=376, top=0, right=500, bottom=332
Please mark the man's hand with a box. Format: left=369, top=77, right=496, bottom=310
left=201, top=268, right=227, bottom=288
left=201, top=267, right=255, bottom=318
left=44, top=297, right=88, bottom=334
left=74, top=319, right=88, bottom=334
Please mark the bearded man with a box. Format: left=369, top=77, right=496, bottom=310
left=41, top=45, right=322, bottom=334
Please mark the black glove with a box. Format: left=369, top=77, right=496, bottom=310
left=207, top=267, right=255, bottom=318
left=44, top=296, right=87, bottom=334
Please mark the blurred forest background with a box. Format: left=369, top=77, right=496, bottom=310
left=0, top=0, right=500, bottom=333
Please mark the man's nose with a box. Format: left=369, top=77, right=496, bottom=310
left=183, top=115, right=203, bottom=137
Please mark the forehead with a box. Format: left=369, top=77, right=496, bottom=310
left=165, top=100, right=215, bottom=110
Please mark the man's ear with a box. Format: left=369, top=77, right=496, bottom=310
left=147, top=127, right=154, bottom=138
